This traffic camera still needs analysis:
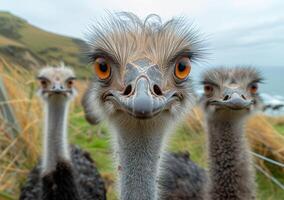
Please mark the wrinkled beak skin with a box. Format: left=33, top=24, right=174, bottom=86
left=209, top=89, right=254, bottom=110
left=104, top=59, right=179, bottom=119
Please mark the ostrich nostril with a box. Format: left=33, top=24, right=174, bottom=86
left=241, top=95, right=246, bottom=100
left=223, top=95, right=230, bottom=101
left=153, top=85, right=162, bottom=96
left=123, top=85, right=132, bottom=96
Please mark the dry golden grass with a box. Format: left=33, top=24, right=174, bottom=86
left=0, top=59, right=283, bottom=199
left=0, top=35, right=24, bottom=47
left=0, top=59, right=40, bottom=197
left=247, top=115, right=284, bottom=172
left=266, top=116, right=284, bottom=127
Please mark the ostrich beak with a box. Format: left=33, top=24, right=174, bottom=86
left=209, top=91, right=253, bottom=110
left=106, top=76, right=178, bottom=119
left=50, top=82, right=66, bottom=94
left=105, top=62, right=179, bottom=119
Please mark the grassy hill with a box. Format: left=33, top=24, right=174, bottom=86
left=0, top=11, right=88, bottom=77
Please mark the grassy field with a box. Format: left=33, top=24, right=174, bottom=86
left=0, top=60, right=284, bottom=200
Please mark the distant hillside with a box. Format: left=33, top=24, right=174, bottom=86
left=0, top=11, right=89, bottom=77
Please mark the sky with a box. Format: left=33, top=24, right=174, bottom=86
left=1, top=0, right=284, bottom=68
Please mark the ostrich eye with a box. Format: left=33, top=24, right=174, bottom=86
left=175, top=57, right=191, bottom=80
left=67, top=79, right=74, bottom=88
left=94, top=57, right=111, bottom=80
left=204, top=84, right=214, bottom=96
left=249, top=83, right=258, bottom=94
left=39, top=79, right=48, bottom=88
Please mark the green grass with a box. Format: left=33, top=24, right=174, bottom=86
left=19, top=24, right=78, bottom=53
left=256, top=172, right=284, bottom=200
left=275, top=124, right=284, bottom=136
left=0, top=192, right=14, bottom=200
left=69, top=112, right=114, bottom=173
left=169, top=124, right=207, bottom=167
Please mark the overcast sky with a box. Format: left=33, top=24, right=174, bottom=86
left=1, top=0, right=284, bottom=67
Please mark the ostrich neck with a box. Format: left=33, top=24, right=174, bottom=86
left=112, top=124, right=167, bottom=200
left=42, top=98, right=70, bottom=174
left=206, top=117, right=255, bottom=200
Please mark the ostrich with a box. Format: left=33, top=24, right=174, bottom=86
left=82, top=12, right=205, bottom=200
left=159, top=67, right=263, bottom=200
left=200, top=67, right=263, bottom=200
left=19, top=66, right=106, bottom=200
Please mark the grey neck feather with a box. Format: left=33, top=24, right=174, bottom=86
left=206, top=117, right=256, bottom=200
left=111, top=123, right=169, bottom=200
left=42, top=98, right=70, bottom=174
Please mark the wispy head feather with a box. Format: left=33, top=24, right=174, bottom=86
left=201, top=66, right=264, bottom=86
left=86, top=12, right=205, bottom=68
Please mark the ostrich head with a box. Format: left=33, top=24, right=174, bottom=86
left=200, top=67, right=263, bottom=120
left=82, top=13, right=204, bottom=133
left=37, top=66, right=77, bottom=102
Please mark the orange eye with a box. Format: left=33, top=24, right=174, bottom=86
left=175, top=57, right=191, bottom=80
left=67, top=79, right=74, bottom=88
left=204, top=84, right=214, bottom=96
left=94, top=57, right=111, bottom=80
left=249, top=83, right=258, bottom=94
left=39, top=79, right=48, bottom=89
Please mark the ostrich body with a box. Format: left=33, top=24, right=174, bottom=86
left=82, top=12, right=204, bottom=200
left=159, top=152, right=207, bottom=200
left=19, top=66, right=106, bottom=200
left=200, top=67, right=263, bottom=200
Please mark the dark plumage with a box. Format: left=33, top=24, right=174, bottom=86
left=41, top=161, right=81, bottom=200
left=19, top=146, right=106, bottom=200
left=159, top=152, right=207, bottom=200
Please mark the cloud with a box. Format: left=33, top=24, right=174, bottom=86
left=1, top=0, right=284, bottom=66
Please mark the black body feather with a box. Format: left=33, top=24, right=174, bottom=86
left=160, top=152, right=207, bottom=200
left=19, top=146, right=106, bottom=200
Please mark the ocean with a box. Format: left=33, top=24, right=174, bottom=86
left=258, top=66, right=284, bottom=97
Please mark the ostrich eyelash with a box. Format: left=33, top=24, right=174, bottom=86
left=87, top=50, right=119, bottom=66
left=66, top=77, right=77, bottom=82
